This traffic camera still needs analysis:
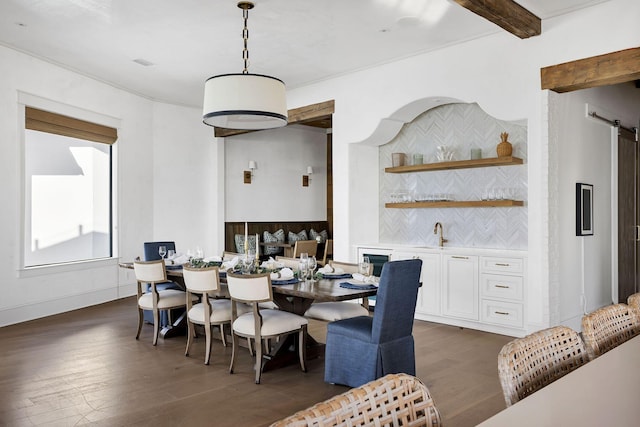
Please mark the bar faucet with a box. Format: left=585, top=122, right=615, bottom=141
left=434, top=222, right=448, bottom=247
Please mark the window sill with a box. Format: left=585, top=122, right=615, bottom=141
left=17, top=258, right=119, bottom=279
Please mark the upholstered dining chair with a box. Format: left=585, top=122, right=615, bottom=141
left=319, top=239, right=333, bottom=266
left=304, top=261, right=371, bottom=322
left=324, top=259, right=422, bottom=388
left=274, top=256, right=300, bottom=269
left=581, top=303, right=640, bottom=360
left=270, top=373, right=442, bottom=427
left=226, top=271, right=308, bottom=384
left=142, top=241, right=182, bottom=326
left=292, top=239, right=318, bottom=258
left=497, top=325, right=588, bottom=406
left=183, top=266, right=248, bottom=365
left=133, top=260, right=193, bottom=346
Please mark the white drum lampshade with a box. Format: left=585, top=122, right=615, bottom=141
left=202, top=73, right=288, bottom=130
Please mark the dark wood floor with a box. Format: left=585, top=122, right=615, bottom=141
left=0, top=298, right=512, bottom=426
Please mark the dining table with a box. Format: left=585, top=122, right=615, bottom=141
left=477, top=334, right=640, bottom=426
left=119, top=261, right=377, bottom=369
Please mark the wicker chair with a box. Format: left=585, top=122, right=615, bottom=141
left=581, top=303, right=640, bottom=360
left=498, top=326, right=588, bottom=407
left=627, top=293, right=640, bottom=311
left=269, top=373, right=441, bottom=427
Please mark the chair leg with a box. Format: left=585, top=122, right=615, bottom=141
left=229, top=331, right=238, bottom=374
left=152, top=309, right=160, bottom=346
left=204, top=324, right=212, bottom=365
left=247, top=338, right=254, bottom=356
left=185, top=320, right=194, bottom=357
left=136, top=307, right=143, bottom=340
left=255, top=338, right=263, bottom=384
left=220, top=324, right=227, bottom=347
left=298, top=325, right=307, bottom=373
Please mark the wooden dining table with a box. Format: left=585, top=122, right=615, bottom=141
left=119, top=262, right=376, bottom=369
left=478, top=334, right=640, bottom=426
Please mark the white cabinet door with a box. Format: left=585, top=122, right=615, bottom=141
left=393, top=251, right=441, bottom=315
left=442, top=254, right=479, bottom=320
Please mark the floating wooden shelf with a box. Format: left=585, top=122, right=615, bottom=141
left=384, top=156, right=523, bottom=174
left=385, top=200, right=524, bottom=209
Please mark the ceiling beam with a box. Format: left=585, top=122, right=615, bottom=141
left=453, top=0, right=541, bottom=39
left=541, top=47, right=640, bottom=93
left=214, top=99, right=335, bottom=138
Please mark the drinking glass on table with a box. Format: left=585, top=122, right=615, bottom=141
left=243, top=250, right=255, bottom=274
left=158, top=245, right=167, bottom=260
left=308, top=256, right=317, bottom=281
left=359, top=256, right=371, bottom=276
left=167, top=249, right=175, bottom=260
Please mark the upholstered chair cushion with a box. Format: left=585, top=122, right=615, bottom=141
left=234, top=234, right=257, bottom=254
left=233, top=310, right=308, bottom=337
left=138, top=289, right=195, bottom=310
left=305, top=302, right=369, bottom=322
left=288, top=230, right=308, bottom=244
left=309, top=229, right=329, bottom=243
left=263, top=229, right=285, bottom=255
left=188, top=299, right=249, bottom=324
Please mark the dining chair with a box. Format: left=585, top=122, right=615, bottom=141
left=304, top=260, right=371, bottom=322
left=222, top=251, right=243, bottom=261
left=319, top=239, right=333, bottom=266
left=324, top=259, right=422, bottom=388
left=581, top=303, right=640, bottom=360
left=183, top=266, right=248, bottom=365
left=142, top=241, right=182, bottom=326
left=274, top=256, right=300, bottom=269
left=270, top=373, right=442, bottom=427
left=226, top=271, right=308, bottom=384
left=292, top=239, right=318, bottom=258
left=497, top=325, right=588, bottom=406
left=627, top=292, right=640, bottom=311
left=133, top=260, right=193, bottom=346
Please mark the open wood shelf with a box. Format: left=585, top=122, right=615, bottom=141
left=385, top=200, right=524, bottom=209
left=384, top=156, right=523, bottom=173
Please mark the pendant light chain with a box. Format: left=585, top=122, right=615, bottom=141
left=241, top=4, right=250, bottom=74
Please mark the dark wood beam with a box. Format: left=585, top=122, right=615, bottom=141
left=541, top=47, right=640, bottom=93
left=453, top=0, right=541, bottom=39
left=214, top=99, right=335, bottom=138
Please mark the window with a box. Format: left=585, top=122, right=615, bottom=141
left=23, top=107, right=117, bottom=267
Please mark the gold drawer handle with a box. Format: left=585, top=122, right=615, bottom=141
left=495, top=311, right=510, bottom=316
left=495, top=263, right=511, bottom=267
left=452, top=256, right=469, bottom=260
left=495, top=285, right=510, bottom=289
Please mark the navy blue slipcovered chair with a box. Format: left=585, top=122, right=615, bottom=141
left=142, top=241, right=181, bottom=326
left=324, top=259, right=422, bottom=388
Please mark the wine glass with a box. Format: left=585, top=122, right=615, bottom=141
left=298, top=260, right=308, bottom=282
left=243, top=251, right=255, bottom=274
left=158, top=245, right=167, bottom=260
left=359, top=256, right=371, bottom=276
left=167, top=249, right=175, bottom=260
left=308, top=256, right=317, bottom=281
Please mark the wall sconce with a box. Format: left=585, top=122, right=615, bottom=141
left=303, top=165, right=313, bottom=187
left=244, top=160, right=257, bottom=184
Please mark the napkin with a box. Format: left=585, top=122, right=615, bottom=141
left=261, top=257, right=284, bottom=270
left=351, top=273, right=378, bottom=284
left=318, top=266, right=344, bottom=275
left=340, top=282, right=377, bottom=290
left=222, top=256, right=239, bottom=270
left=270, top=267, right=294, bottom=280
left=203, top=255, right=222, bottom=262
left=166, top=254, right=189, bottom=266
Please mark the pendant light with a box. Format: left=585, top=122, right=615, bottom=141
left=202, top=1, right=288, bottom=130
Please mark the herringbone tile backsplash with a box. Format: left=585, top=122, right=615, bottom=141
left=379, top=103, right=528, bottom=250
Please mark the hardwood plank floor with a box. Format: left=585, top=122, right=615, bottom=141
left=0, top=298, right=512, bottom=426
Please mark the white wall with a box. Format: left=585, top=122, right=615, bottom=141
left=285, top=0, right=640, bottom=331
left=549, top=83, right=640, bottom=330
left=224, top=125, right=327, bottom=222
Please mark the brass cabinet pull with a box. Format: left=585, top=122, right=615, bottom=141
left=495, top=284, right=510, bottom=289
left=495, top=311, right=510, bottom=316
left=495, top=263, right=510, bottom=267
left=452, top=256, right=469, bottom=260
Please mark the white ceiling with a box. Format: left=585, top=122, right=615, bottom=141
left=0, top=0, right=608, bottom=108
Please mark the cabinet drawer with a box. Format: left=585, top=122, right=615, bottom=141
left=481, top=274, right=523, bottom=301
left=481, top=257, right=524, bottom=274
left=481, top=299, right=523, bottom=328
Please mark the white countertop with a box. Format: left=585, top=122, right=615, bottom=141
left=356, top=243, right=527, bottom=257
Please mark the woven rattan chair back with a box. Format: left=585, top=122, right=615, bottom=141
left=498, top=326, right=588, bottom=407
left=269, top=373, right=441, bottom=427
left=581, top=303, right=640, bottom=360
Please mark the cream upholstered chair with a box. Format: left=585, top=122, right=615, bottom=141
left=627, top=293, right=640, bottom=311
left=305, top=261, right=372, bottom=322
left=581, top=303, right=640, bottom=360
left=270, top=373, right=442, bottom=427
left=134, top=260, right=193, bottom=346
left=319, top=239, right=333, bottom=266
left=292, top=239, right=318, bottom=258
left=183, top=266, right=248, bottom=365
left=498, top=326, right=588, bottom=406
left=226, top=271, right=308, bottom=384
left=274, top=256, right=300, bottom=269
left=222, top=251, right=242, bottom=261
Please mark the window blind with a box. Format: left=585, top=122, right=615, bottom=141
left=25, top=106, right=118, bottom=145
